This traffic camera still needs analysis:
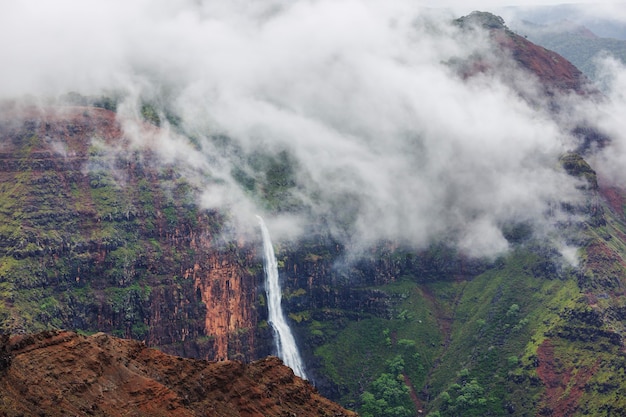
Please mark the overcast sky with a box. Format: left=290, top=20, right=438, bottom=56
left=424, top=0, right=584, bottom=10
left=425, top=1, right=626, bottom=23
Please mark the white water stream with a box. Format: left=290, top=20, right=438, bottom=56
left=256, top=215, right=308, bottom=380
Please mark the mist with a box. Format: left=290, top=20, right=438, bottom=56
left=493, top=2, right=626, bottom=40
left=2, top=0, right=622, bottom=259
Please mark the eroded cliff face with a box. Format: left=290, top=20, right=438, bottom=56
left=0, top=104, right=264, bottom=363
left=191, top=253, right=258, bottom=361
left=0, top=330, right=356, bottom=417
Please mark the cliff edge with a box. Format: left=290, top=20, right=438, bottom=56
left=0, top=330, right=356, bottom=417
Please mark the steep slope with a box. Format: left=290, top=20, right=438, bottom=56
left=274, top=13, right=626, bottom=417
left=455, top=11, right=590, bottom=95
left=280, top=157, right=626, bottom=417
left=0, top=104, right=268, bottom=362
left=511, top=19, right=626, bottom=81
left=0, top=330, right=356, bottom=417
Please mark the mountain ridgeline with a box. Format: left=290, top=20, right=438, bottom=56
left=0, top=330, right=356, bottom=417
left=2, top=11, right=626, bottom=417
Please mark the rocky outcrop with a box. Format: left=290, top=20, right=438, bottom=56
left=0, top=330, right=356, bottom=417
left=192, top=253, right=258, bottom=361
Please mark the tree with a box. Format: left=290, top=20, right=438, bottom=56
left=359, top=355, right=414, bottom=417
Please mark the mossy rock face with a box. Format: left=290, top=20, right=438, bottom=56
left=0, top=106, right=241, bottom=360
left=560, top=152, right=598, bottom=190
left=276, top=179, right=626, bottom=416
left=456, top=11, right=507, bottom=30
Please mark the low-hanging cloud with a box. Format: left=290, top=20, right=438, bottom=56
left=585, top=56, right=626, bottom=183
left=1, top=0, right=614, bottom=259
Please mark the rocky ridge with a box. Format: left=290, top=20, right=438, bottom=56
left=456, top=11, right=590, bottom=94
left=0, top=329, right=356, bottom=417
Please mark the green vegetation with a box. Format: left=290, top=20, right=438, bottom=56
left=360, top=356, right=414, bottom=417
left=424, top=249, right=581, bottom=415
left=141, top=103, right=161, bottom=127
left=286, top=204, right=626, bottom=416
left=0, top=118, right=225, bottom=345
left=230, top=149, right=304, bottom=213
left=294, top=266, right=439, bottom=407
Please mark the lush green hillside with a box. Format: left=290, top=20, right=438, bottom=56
left=275, top=167, right=626, bottom=416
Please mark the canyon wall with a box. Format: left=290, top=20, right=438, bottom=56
left=0, top=106, right=266, bottom=362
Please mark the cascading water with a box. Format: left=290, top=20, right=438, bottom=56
left=256, top=215, right=308, bottom=380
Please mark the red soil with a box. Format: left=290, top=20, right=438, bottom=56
left=0, top=330, right=357, bottom=417
left=536, top=339, right=598, bottom=417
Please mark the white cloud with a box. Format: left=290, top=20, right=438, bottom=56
left=0, top=0, right=610, bottom=258
left=586, top=56, right=626, bottom=182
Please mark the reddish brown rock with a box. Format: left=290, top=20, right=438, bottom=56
left=0, top=330, right=357, bottom=417
left=191, top=255, right=257, bottom=361
left=456, top=11, right=590, bottom=95
left=493, top=28, right=589, bottom=94
left=536, top=339, right=598, bottom=417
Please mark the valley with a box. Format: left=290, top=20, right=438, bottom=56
left=1, top=6, right=626, bottom=416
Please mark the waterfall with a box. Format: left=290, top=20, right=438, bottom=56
left=256, top=215, right=308, bottom=380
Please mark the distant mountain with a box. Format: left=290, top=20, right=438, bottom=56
left=510, top=19, right=626, bottom=81
left=498, top=3, right=626, bottom=40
